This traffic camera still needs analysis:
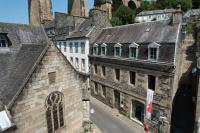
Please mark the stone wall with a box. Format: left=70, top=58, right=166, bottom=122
left=90, top=62, right=173, bottom=128
left=11, top=44, right=85, bottom=133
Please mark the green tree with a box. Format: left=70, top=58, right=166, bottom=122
left=111, top=5, right=136, bottom=26
left=110, top=17, right=122, bottom=26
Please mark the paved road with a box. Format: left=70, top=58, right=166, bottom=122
left=90, top=101, right=143, bottom=133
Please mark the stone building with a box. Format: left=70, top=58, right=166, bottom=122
left=135, top=9, right=175, bottom=23
left=28, top=0, right=53, bottom=26
left=89, top=18, right=182, bottom=132
left=0, top=23, right=89, bottom=133
left=68, top=0, right=88, bottom=17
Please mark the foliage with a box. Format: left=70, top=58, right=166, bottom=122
left=187, top=17, right=200, bottom=33
left=110, top=17, right=122, bottom=26
left=137, top=0, right=192, bottom=12
left=110, top=5, right=136, bottom=26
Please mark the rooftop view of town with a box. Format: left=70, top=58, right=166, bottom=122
left=0, top=0, right=200, bottom=133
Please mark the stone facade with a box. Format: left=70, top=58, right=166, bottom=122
left=11, top=44, right=86, bottom=133
left=29, top=0, right=53, bottom=26
left=68, top=0, right=88, bottom=17
left=89, top=20, right=181, bottom=133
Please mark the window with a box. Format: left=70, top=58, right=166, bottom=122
left=129, top=42, right=139, bottom=58
left=148, top=42, right=160, bottom=61
left=46, top=91, right=64, bottom=133
left=75, top=42, right=79, bottom=53
left=70, top=42, right=73, bottom=53
left=115, top=69, right=120, bottom=81
left=102, top=85, right=106, bottom=97
left=64, top=42, right=67, bottom=52
left=102, top=66, right=106, bottom=77
left=48, top=72, right=56, bottom=84
left=94, top=64, right=97, bottom=74
left=70, top=57, right=73, bottom=64
left=148, top=75, right=156, bottom=91
left=0, top=35, right=8, bottom=47
left=150, top=48, right=157, bottom=60
left=130, top=71, right=136, bottom=85
left=58, top=42, right=62, bottom=49
left=101, top=43, right=107, bottom=56
left=93, top=44, right=98, bottom=55
left=81, top=59, right=85, bottom=72
left=75, top=58, right=79, bottom=69
left=94, top=82, right=98, bottom=94
left=114, top=43, right=122, bottom=57
left=81, top=42, right=85, bottom=54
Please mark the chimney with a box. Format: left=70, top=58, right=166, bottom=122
left=171, top=3, right=183, bottom=24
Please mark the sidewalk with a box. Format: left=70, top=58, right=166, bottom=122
left=90, top=96, right=146, bottom=133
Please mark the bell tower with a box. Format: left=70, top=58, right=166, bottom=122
left=94, top=0, right=112, bottom=19
left=28, top=0, right=53, bottom=26
left=68, top=0, right=88, bottom=17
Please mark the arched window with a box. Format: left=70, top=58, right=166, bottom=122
left=0, top=35, right=10, bottom=47
left=46, top=91, right=64, bottom=133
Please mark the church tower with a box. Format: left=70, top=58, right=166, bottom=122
left=28, top=0, right=53, bottom=26
left=94, top=0, right=112, bottom=19
left=68, top=0, right=88, bottom=17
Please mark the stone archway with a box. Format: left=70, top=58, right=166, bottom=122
left=123, top=0, right=141, bottom=9
left=128, top=0, right=136, bottom=10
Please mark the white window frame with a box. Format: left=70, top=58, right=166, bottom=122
left=148, top=42, right=160, bottom=61
left=129, top=42, right=139, bottom=59
left=114, top=43, right=122, bottom=57
left=93, top=43, right=98, bottom=55
left=101, top=43, right=107, bottom=56
left=81, top=42, right=85, bottom=54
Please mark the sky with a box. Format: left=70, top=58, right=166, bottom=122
left=0, top=0, right=94, bottom=24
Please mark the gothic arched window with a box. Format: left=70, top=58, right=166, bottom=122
left=46, top=91, right=64, bottom=133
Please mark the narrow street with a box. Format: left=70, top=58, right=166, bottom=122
left=90, top=98, right=145, bottom=133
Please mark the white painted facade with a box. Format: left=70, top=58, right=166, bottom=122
left=56, top=39, right=90, bottom=75
left=135, top=13, right=172, bottom=23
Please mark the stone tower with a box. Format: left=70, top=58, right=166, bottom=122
left=112, top=0, right=141, bottom=12
left=28, top=0, right=53, bottom=26
left=68, top=0, right=88, bottom=17
left=94, top=0, right=112, bottom=19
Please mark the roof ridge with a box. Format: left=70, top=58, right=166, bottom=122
left=103, top=20, right=169, bottom=30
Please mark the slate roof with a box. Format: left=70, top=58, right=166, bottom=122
left=137, top=9, right=175, bottom=16
left=54, top=9, right=112, bottom=44
left=183, top=9, right=200, bottom=18
left=94, top=20, right=180, bottom=44
left=0, top=22, right=49, bottom=108
left=66, top=18, right=94, bottom=39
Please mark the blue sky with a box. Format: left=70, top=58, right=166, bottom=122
left=0, top=0, right=94, bottom=24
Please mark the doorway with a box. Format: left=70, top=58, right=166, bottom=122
left=132, top=100, right=144, bottom=123
left=114, top=90, right=120, bottom=110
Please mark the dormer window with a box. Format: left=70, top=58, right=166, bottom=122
left=114, top=43, right=122, bottom=57
left=129, top=42, right=139, bottom=59
left=0, top=35, right=9, bottom=47
left=93, top=43, right=98, bottom=55
left=148, top=42, right=160, bottom=61
left=101, top=43, right=107, bottom=56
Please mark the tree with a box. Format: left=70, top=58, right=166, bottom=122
left=157, top=0, right=192, bottom=11
left=110, top=17, right=122, bottom=26
left=111, top=5, right=136, bottom=26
